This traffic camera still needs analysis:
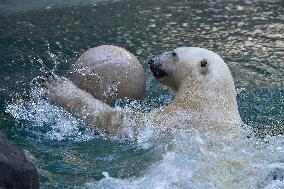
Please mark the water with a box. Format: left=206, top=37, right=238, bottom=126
left=0, top=0, right=283, bottom=188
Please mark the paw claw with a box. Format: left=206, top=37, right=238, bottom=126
left=40, top=72, right=65, bottom=89
left=45, top=72, right=56, bottom=80
left=41, top=72, right=56, bottom=88
left=46, top=72, right=52, bottom=76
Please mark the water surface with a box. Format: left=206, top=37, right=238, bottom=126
left=0, top=0, right=283, bottom=188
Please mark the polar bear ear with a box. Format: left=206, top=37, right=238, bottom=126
left=200, top=59, right=207, bottom=67
left=200, top=59, right=209, bottom=75
left=172, top=51, right=177, bottom=57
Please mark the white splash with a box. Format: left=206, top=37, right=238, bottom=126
left=5, top=83, right=96, bottom=141
left=83, top=129, right=284, bottom=189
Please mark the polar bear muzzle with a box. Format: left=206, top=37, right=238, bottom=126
left=148, top=58, right=168, bottom=78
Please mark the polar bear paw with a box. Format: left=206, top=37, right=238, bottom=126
left=41, top=72, right=82, bottom=99
left=41, top=72, right=65, bottom=89
left=40, top=72, right=73, bottom=99
left=41, top=72, right=83, bottom=104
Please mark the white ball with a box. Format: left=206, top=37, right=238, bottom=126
left=70, top=45, right=146, bottom=104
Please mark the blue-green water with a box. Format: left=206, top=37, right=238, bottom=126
left=0, top=0, right=283, bottom=188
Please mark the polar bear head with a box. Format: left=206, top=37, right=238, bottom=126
left=148, top=47, right=235, bottom=93
left=148, top=47, right=241, bottom=123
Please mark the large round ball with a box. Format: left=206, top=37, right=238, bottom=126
left=70, top=45, right=146, bottom=104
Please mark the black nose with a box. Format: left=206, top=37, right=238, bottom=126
left=148, top=59, right=168, bottom=79
left=148, top=58, right=154, bottom=65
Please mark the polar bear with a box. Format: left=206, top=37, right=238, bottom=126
left=42, top=47, right=243, bottom=138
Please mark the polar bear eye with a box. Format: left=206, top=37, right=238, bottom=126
left=200, top=59, right=208, bottom=67
left=172, top=51, right=177, bottom=57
